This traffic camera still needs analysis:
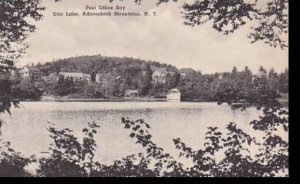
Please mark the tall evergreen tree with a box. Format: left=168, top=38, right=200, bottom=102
left=258, top=66, right=267, bottom=74
left=244, top=66, right=252, bottom=77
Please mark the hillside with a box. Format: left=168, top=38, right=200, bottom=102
left=33, top=55, right=181, bottom=98
left=37, top=54, right=178, bottom=75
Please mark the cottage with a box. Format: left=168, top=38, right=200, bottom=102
left=167, top=88, right=181, bottom=102
left=95, top=73, right=115, bottom=83
left=59, top=72, right=91, bottom=82
left=152, top=68, right=167, bottom=84
left=19, top=66, right=44, bottom=81
left=217, top=72, right=230, bottom=80
left=42, top=73, right=58, bottom=82
left=255, top=70, right=267, bottom=78
left=59, top=72, right=83, bottom=80
left=250, top=70, right=268, bottom=84
left=124, top=90, right=139, bottom=98
left=179, top=68, right=195, bottom=78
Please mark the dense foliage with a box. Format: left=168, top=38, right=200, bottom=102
left=0, top=0, right=44, bottom=71
left=0, top=141, right=34, bottom=177
left=37, top=122, right=100, bottom=177
left=0, top=0, right=44, bottom=119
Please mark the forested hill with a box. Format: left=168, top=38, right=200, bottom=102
left=32, top=55, right=182, bottom=98
left=37, top=54, right=178, bottom=75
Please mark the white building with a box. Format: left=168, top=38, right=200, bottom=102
left=19, top=66, right=44, bottom=81
left=167, top=88, right=181, bottom=102
left=59, top=72, right=91, bottom=82
left=255, top=70, right=268, bottom=78
left=179, top=68, right=195, bottom=78
left=124, top=90, right=139, bottom=97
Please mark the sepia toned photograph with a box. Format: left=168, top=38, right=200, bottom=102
left=0, top=0, right=288, bottom=177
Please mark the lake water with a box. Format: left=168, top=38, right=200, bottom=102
left=0, top=102, right=265, bottom=165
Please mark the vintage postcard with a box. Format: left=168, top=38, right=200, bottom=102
left=0, top=0, right=288, bottom=177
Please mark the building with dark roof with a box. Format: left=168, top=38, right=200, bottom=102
left=19, top=66, right=44, bottom=81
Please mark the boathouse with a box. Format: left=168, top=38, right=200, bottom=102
left=167, top=88, right=181, bottom=102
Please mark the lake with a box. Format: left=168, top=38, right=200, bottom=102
left=0, top=102, right=265, bottom=165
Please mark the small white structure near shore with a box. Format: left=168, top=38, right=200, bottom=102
left=124, top=90, right=139, bottom=98
left=167, top=88, right=181, bottom=102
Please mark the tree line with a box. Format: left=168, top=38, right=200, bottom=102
left=14, top=55, right=288, bottom=102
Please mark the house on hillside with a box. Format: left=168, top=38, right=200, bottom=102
left=168, top=71, right=177, bottom=77
left=152, top=68, right=167, bottom=84
left=254, top=70, right=268, bottom=78
left=95, top=73, right=115, bottom=83
left=42, top=72, right=58, bottom=82
left=250, top=70, right=268, bottom=84
left=124, top=90, right=139, bottom=98
left=19, top=66, right=45, bottom=81
left=217, top=72, right=230, bottom=80
left=167, top=88, right=181, bottom=102
left=179, top=68, right=195, bottom=78
left=59, top=72, right=91, bottom=82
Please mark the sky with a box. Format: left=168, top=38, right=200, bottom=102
left=18, top=0, right=288, bottom=74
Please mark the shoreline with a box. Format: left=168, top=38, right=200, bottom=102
left=18, top=100, right=289, bottom=108
left=39, top=96, right=168, bottom=102
left=20, top=96, right=289, bottom=107
left=22, top=97, right=213, bottom=103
